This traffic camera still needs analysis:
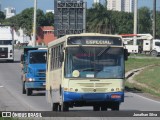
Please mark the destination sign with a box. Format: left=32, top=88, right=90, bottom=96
left=67, top=36, right=122, bottom=46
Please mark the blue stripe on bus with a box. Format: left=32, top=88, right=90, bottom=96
left=63, top=91, right=124, bottom=102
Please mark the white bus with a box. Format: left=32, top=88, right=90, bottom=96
left=0, top=26, right=14, bottom=62
left=46, top=33, right=128, bottom=111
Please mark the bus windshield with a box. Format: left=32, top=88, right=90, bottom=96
left=29, top=52, right=47, bottom=64
left=65, top=47, right=124, bottom=79
left=0, top=40, right=12, bottom=45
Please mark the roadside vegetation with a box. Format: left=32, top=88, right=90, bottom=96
left=125, top=58, right=160, bottom=72
left=125, top=58, right=160, bottom=97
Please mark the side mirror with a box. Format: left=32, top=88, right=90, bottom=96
left=124, top=49, right=130, bottom=61
left=60, top=51, right=64, bottom=62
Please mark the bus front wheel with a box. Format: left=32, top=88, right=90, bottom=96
left=60, top=102, right=69, bottom=111
left=51, top=103, right=59, bottom=111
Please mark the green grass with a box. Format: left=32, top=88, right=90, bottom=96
left=125, top=58, right=160, bottom=72
left=125, top=58, right=160, bottom=97
left=134, top=66, right=160, bottom=92
left=125, top=81, right=160, bottom=97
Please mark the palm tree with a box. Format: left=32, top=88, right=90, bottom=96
left=87, top=3, right=110, bottom=34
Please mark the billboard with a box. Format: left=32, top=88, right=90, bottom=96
left=54, top=0, right=86, bottom=38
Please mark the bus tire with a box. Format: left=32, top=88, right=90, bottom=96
left=61, top=102, right=69, bottom=111
left=111, top=103, right=120, bottom=111
left=51, top=103, right=59, bottom=111
left=101, top=106, right=107, bottom=111
left=26, top=88, right=32, bottom=96
left=93, top=105, right=100, bottom=111
left=22, top=82, right=26, bottom=94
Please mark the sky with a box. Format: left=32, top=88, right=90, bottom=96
left=0, top=0, right=160, bottom=14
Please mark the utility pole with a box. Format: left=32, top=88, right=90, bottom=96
left=32, top=0, right=37, bottom=47
left=133, top=0, right=138, bottom=45
left=153, top=0, right=156, bottom=39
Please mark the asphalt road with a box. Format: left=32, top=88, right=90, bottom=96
left=0, top=49, right=160, bottom=120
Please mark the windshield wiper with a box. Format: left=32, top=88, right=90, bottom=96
left=97, top=46, right=110, bottom=57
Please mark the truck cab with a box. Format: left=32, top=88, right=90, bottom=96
left=21, top=47, right=47, bottom=96
left=0, top=25, right=14, bottom=62
left=143, top=39, right=160, bottom=57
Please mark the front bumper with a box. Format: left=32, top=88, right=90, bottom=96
left=63, top=91, right=124, bottom=102
left=25, top=81, right=45, bottom=90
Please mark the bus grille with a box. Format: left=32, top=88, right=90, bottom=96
left=0, top=48, right=8, bottom=58
left=75, top=83, right=112, bottom=92
left=78, top=83, right=112, bottom=87
left=81, top=88, right=107, bottom=92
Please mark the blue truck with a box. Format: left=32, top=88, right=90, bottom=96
left=21, top=47, right=47, bottom=96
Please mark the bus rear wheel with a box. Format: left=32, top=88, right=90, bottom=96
left=93, top=105, right=100, bottom=111
left=101, top=106, right=107, bottom=111
left=111, top=103, right=120, bottom=111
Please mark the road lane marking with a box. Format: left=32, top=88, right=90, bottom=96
left=129, top=92, right=160, bottom=104
left=0, top=86, right=4, bottom=88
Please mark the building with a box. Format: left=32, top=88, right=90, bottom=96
left=4, top=7, right=16, bottom=18
left=107, top=0, right=134, bottom=13
left=94, top=0, right=100, bottom=4
left=36, top=26, right=57, bottom=45
left=46, top=10, right=54, bottom=14
left=123, top=0, right=134, bottom=13
left=14, top=28, right=30, bottom=44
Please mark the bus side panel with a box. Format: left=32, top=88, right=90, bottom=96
left=46, top=49, right=51, bottom=103
left=49, top=69, right=62, bottom=103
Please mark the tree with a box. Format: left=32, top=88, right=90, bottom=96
left=36, top=9, right=46, bottom=27
left=0, top=11, right=6, bottom=23
left=138, top=7, right=152, bottom=34
left=111, top=11, right=133, bottom=34
left=4, top=8, right=48, bottom=38
left=156, top=11, right=160, bottom=38
left=87, top=2, right=133, bottom=34
left=87, top=3, right=110, bottom=33
left=45, top=12, right=54, bottom=26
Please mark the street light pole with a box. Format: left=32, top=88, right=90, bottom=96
left=32, top=0, right=37, bottom=47
left=133, top=0, right=138, bottom=45
left=153, top=0, right=156, bottom=39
